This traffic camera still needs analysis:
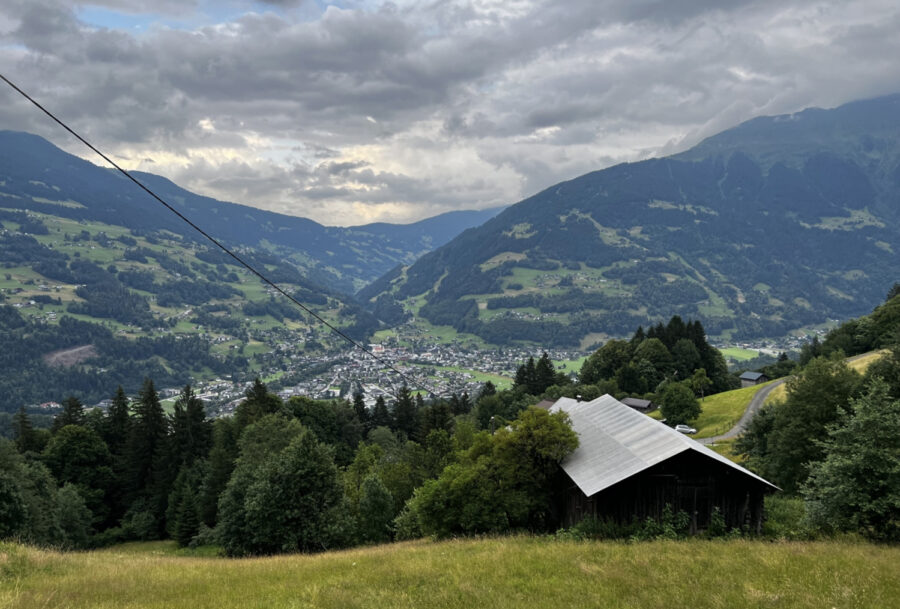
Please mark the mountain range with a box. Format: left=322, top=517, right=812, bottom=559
left=0, top=130, right=502, bottom=294
left=361, top=95, right=900, bottom=348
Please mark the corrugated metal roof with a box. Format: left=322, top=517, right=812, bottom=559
left=550, top=395, right=778, bottom=497
left=740, top=371, right=766, bottom=381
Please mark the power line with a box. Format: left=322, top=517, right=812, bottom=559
left=0, top=72, right=440, bottom=398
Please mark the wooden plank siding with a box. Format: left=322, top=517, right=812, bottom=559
left=556, top=450, right=768, bottom=534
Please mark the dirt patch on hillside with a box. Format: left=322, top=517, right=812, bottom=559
left=43, top=344, right=98, bottom=368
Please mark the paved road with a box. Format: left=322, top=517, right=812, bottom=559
left=697, top=351, right=880, bottom=446
left=698, top=379, right=786, bottom=445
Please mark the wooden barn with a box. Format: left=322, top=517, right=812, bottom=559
left=549, top=396, right=778, bottom=533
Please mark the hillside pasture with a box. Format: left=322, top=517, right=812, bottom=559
left=2, top=538, right=899, bottom=609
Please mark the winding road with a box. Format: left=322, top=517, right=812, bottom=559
left=698, top=379, right=786, bottom=445
left=696, top=351, right=879, bottom=446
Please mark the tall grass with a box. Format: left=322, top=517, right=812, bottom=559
left=3, top=537, right=900, bottom=609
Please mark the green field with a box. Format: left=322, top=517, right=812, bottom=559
left=3, top=537, right=899, bottom=609
left=648, top=381, right=775, bottom=439
left=410, top=363, right=512, bottom=390
left=720, top=347, right=761, bottom=361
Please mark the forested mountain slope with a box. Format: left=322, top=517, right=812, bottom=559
left=0, top=130, right=500, bottom=293
left=364, top=95, right=900, bottom=347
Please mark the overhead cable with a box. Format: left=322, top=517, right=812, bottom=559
left=0, top=72, right=439, bottom=398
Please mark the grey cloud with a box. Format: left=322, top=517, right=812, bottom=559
left=2, top=0, right=900, bottom=224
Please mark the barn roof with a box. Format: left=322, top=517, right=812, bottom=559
left=739, top=371, right=766, bottom=381
left=550, top=395, right=778, bottom=497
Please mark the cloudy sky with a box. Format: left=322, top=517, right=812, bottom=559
left=1, top=0, right=899, bottom=226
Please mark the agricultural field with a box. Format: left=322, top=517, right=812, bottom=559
left=3, top=537, right=899, bottom=609
left=719, top=347, right=761, bottom=362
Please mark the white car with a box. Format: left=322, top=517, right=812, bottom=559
left=674, top=424, right=697, bottom=434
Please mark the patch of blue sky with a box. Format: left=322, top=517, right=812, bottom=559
left=76, top=6, right=160, bottom=31
left=76, top=1, right=325, bottom=32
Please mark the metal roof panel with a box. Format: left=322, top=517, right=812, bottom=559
left=550, top=395, right=777, bottom=496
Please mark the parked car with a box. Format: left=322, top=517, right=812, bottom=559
left=674, top=424, right=697, bottom=434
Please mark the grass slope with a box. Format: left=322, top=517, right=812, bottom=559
left=3, top=538, right=900, bottom=609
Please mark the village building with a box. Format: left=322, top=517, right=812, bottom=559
left=549, top=395, right=778, bottom=533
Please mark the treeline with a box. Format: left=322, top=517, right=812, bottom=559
left=735, top=290, right=900, bottom=541
left=736, top=347, right=900, bottom=540
left=579, top=316, right=733, bottom=395
left=2, top=377, right=581, bottom=555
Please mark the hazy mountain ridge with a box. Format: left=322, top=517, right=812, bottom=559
left=0, top=130, right=502, bottom=294
left=364, top=94, right=900, bottom=347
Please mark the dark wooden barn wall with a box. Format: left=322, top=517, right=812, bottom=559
left=557, top=450, right=770, bottom=533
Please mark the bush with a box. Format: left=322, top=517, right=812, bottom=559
left=762, top=495, right=819, bottom=541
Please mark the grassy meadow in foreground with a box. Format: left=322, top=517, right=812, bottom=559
left=3, top=537, right=900, bottom=609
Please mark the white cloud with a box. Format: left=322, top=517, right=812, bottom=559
left=1, top=0, right=899, bottom=225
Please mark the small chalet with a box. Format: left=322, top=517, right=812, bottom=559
left=739, top=371, right=769, bottom=388
left=550, top=395, right=778, bottom=533
left=620, top=397, right=654, bottom=412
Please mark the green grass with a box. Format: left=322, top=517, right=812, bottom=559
left=719, top=347, right=760, bottom=361
left=410, top=364, right=512, bottom=390
left=554, top=355, right=588, bottom=373
left=648, top=382, right=775, bottom=439
left=3, top=537, right=900, bottom=608
left=691, top=382, right=776, bottom=438
left=765, top=350, right=886, bottom=406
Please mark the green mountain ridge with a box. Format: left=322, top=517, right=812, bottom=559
left=362, top=94, right=900, bottom=347
left=0, top=130, right=503, bottom=294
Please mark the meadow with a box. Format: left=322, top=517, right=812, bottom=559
left=648, top=381, right=775, bottom=439
left=3, top=537, right=899, bottom=609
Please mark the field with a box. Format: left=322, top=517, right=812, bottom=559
left=3, top=537, right=899, bottom=609
left=719, top=347, right=760, bottom=361
left=646, top=381, right=774, bottom=440
left=764, top=350, right=885, bottom=405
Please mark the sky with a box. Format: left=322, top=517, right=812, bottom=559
left=1, top=1, right=899, bottom=227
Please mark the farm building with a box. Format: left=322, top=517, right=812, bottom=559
left=549, top=395, right=778, bottom=533
left=620, top=397, right=655, bottom=412
left=739, top=371, right=769, bottom=387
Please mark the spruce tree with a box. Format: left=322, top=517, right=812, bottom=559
left=352, top=391, right=370, bottom=432
left=534, top=352, right=557, bottom=394
left=53, top=396, right=85, bottom=432
left=174, top=487, right=200, bottom=547
left=199, top=418, right=239, bottom=527
left=104, top=387, right=131, bottom=453
left=478, top=381, right=496, bottom=400
left=371, top=396, right=391, bottom=429
left=392, top=386, right=418, bottom=438
left=171, top=385, right=211, bottom=467
left=234, top=378, right=282, bottom=431
left=124, top=378, right=168, bottom=521
left=12, top=406, right=37, bottom=454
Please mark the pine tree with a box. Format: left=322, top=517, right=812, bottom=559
left=124, top=378, right=168, bottom=517
left=478, top=381, right=496, bottom=400
left=457, top=392, right=472, bottom=415
left=104, top=386, right=131, bottom=456
left=171, top=385, right=211, bottom=467
left=174, top=487, right=200, bottom=547
left=234, top=378, right=282, bottom=431
left=52, top=396, right=85, bottom=432
left=371, top=396, right=391, bottom=429
left=12, top=406, right=37, bottom=454
left=392, top=386, right=418, bottom=437
left=352, top=392, right=370, bottom=432
left=199, top=418, right=239, bottom=527
left=534, top=352, right=557, bottom=394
